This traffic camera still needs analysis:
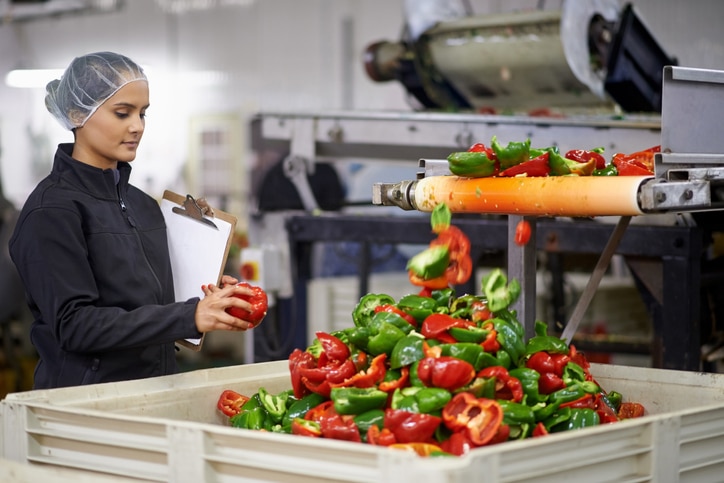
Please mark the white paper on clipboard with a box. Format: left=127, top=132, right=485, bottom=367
left=160, top=191, right=236, bottom=350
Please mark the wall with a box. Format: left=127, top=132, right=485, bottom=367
left=0, top=0, right=723, bottom=215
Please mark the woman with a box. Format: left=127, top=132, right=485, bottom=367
left=9, top=52, right=255, bottom=389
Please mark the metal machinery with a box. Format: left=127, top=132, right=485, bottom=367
left=246, top=1, right=724, bottom=371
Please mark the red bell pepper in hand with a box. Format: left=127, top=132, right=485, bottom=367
left=417, top=356, right=475, bottom=391
left=442, top=392, right=504, bottom=446
left=217, top=389, right=250, bottom=417
left=226, top=282, right=268, bottom=327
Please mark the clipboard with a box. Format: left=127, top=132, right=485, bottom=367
left=160, top=190, right=237, bottom=351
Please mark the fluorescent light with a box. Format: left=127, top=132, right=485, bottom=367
left=5, top=69, right=64, bottom=88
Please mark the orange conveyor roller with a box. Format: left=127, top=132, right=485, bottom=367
left=411, top=175, right=652, bottom=217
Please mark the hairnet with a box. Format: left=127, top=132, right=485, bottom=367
left=45, top=52, right=147, bottom=130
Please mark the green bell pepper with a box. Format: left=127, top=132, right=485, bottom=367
left=593, top=164, right=618, bottom=176
left=525, top=320, right=569, bottom=355
left=353, top=409, right=385, bottom=436
left=482, top=269, right=521, bottom=313
left=367, top=322, right=407, bottom=356
left=258, top=387, right=291, bottom=424
left=389, top=333, right=425, bottom=369
left=498, top=400, right=536, bottom=425
left=440, top=342, right=486, bottom=371
left=396, top=294, right=438, bottom=323
left=282, top=392, right=325, bottom=432
left=509, top=367, right=546, bottom=405
left=230, top=406, right=267, bottom=430
left=407, top=245, right=450, bottom=279
left=448, top=326, right=489, bottom=344
left=491, top=135, right=531, bottom=170
left=447, top=150, right=498, bottom=178
left=330, top=387, right=388, bottom=415
left=353, top=293, right=396, bottom=327
left=478, top=349, right=511, bottom=369
left=458, top=376, right=497, bottom=399
left=561, top=408, right=600, bottom=431
left=548, top=149, right=596, bottom=176
left=492, top=317, right=525, bottom=365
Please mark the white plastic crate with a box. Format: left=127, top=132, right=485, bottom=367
left=3, top=361, right=724, bottom=482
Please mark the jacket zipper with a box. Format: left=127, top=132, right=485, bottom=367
left=117, top=184, right=164, bottom=297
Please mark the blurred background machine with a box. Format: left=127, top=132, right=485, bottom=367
left=364, top=0, right=675, bottom=114
left=244, top=1, right=724, bottom=372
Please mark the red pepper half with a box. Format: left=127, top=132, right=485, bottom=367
left=442, top=392, right=503, bottom=446
left=217, top=389, right=250, bottom=417
left=417, top=356, right=475, bottom=391
left=384, top=409, right=441, bottom=444
left=226, top=282, right=269, bottom=327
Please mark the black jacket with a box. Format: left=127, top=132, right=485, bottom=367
left=9, top=143, right=202, bottom=389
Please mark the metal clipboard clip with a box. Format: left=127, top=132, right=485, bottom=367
left=171, top=194, right=218, bottom=230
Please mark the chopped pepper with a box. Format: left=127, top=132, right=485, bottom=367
left=217, top=389, right=250, bottom=418
left=499, top=152, right=550, bottom=177
left=491, top=135, right=531, bottom=170
left=441, top=392, right=504, bottom=446
left=258, top=387, right=291, bottom=423
left=417, top=355, right=476, bottom=391
left=447, top=150, right=498, bottom=178
left=330, top=386, right=388, bottom=415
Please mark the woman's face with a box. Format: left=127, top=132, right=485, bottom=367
left=72, top=80, right=150, bottom=170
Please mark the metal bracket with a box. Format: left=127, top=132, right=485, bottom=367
left=283, top=118, right=319, bottom=211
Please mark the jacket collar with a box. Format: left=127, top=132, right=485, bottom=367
left=53, top=143, right=132, bottom=200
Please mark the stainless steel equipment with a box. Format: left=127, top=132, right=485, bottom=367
left=364, top=1, right=675, bottom=113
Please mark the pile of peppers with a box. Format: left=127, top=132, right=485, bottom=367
left=217, top=272, right=645, bottom=456
left=447, top=136, right=658, bottom=178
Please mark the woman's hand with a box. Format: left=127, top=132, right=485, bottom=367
left=195, top=279, right=256, bottom=332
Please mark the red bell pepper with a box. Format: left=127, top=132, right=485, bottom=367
left=417, top=356, right=475, bottom=391
left=305, top=400, right=362, bottom=442
left=421, top=313, right=474, bottom=343
left=499, top=152, right=550, bottom=177
left=565, top=149, right=606, bottom=170
left=442, top=392, right=504, bottom=446
left=618, top=402, right=645, bottom=419
left=384, top=409, right=441, bottom=444
left=481, top=322, right=501, bottom=353
left=366, top=425, right=397, bottom=446
left=611, top=146, right=658, bottom=176
left=526, top=351, right=567, bottom=394
left=291, top=418, right=322, bottom=437
left=374, top=304, right=417, bottom=327
left=217, top=389, right=250, bottom=417
left=226, top=282, right=268, bottom=327
left=330, top=353, right=387, bottom=389
left=316, top=331, right=350, bottom=365
left=289, top=348, right=316, bottom=399
left=532, top=422, right=548, bottom=437
left=477, top=366, right=524, bottom=403
left=378, top=366, right=410, bottom=393
left=440, top=431, right=474, bottom=456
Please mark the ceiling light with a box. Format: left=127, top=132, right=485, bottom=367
left=5, top=68, right=64, bottom=88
